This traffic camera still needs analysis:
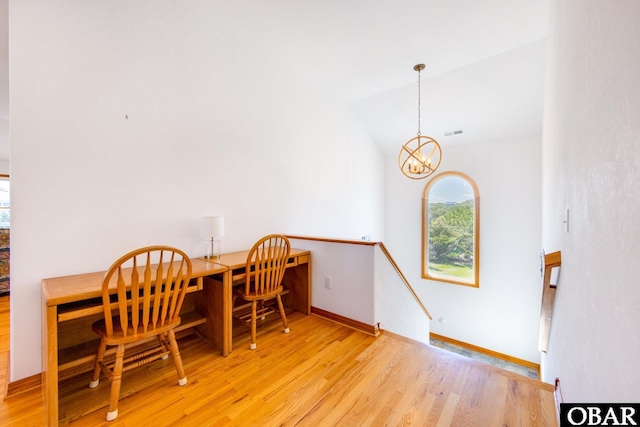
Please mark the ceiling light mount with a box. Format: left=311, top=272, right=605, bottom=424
left=398, top=63, right=442, bottom=180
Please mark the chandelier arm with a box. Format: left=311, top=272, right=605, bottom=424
left=401, top=137, right=426, bottom=162
left=425, top=144, right=442, bottom=173
left=425, top=143, right=438, bottom=159
left=400, top=144, right=416, bottom=155
left=408, top=148, right=425, bottom=162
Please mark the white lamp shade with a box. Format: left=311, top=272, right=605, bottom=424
left=200, top=216, right=225, bottom=238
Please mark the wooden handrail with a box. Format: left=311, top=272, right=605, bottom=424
left=286, top=235, right=432, bottom=321
left=285, top=234, right=377, bottom=246
left=543, top=251, right=561, bottom=289
left=378, top=242, right=432, bottom=320
left=539, top=250, right=561, bottom=353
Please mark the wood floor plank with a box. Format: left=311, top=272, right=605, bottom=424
left=375, top=363, right=431, bottom=426
left=357, top=341, right=426, bottom=426
left=294, top=340, right=399, bottom=426
left=539, top=387, right=560, bottom=426
left=475, top=365, right=502, bottom=425
left=0, top=295, right=9, bottom=354
left=436, top=392, right=460, bottom=427
left=0, top=299, right=557, bottom=426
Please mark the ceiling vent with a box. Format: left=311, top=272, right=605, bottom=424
left=444, top=129, right=464, bottom=137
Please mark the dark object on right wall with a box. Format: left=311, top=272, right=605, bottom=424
left=0, top=228, right=9, bottom=297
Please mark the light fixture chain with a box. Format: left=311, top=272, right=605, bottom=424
left=398, top=63, right=442, bottom=180
left=417, top=67, right=421, bottom=137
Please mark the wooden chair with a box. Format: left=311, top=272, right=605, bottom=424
left=88, top=246, right=192, bottom=421
left=233, top=234, right=291, bottom=350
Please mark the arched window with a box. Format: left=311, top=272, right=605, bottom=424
left=422, top=171, right=479, bottom=287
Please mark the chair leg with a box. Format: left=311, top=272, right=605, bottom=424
left=167, top=329, right=187, bottom=386
left=276, top=294, right=290, bottom=334
left=106, top=344, right=125, bottom=421
left=250, top=300, right=257, bottom=350
left=89, top=339, right=107, bottom=388
left=158, top=334, right=170, bottom=360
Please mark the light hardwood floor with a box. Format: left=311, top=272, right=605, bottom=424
left=0, top=295, right=557, bottom=426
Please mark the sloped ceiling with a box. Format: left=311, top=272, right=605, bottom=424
left=353, top=40, right=547, bottom=153
left=0, top=0, right=549, bottom=161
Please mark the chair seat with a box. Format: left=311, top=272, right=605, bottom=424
left=92, top=316, right=181, bottom=346
left=235, top=285, right=283, bottom=301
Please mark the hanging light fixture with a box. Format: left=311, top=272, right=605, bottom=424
left=398, top=64, right=442, bottom=180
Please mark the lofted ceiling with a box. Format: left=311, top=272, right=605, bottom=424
left=0, top=0, right=549, bottom=161
left=353, top=39, right=547, bottom=154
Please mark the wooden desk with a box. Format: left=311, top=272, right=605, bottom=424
left=41, top=249, right=310, bottom=426
left=199, top=248, right=311, bottom=355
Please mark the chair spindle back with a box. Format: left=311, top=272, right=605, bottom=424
left=101, top=246, right=193, bottom=337
left=244, top=235, right=291, bottom=297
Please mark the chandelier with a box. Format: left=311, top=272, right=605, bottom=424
left=398, top=64, right=442, bottom=179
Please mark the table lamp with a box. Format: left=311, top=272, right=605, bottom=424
left=200, top=216, right=225, bottom=259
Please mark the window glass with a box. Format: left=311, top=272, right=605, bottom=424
left=422, top=172, right=479, bottom=287
left=0, top=176, right=9, bottom=228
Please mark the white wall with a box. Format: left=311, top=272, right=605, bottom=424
left=288, top=238, right=376, bottom=325
left=541, top=0, right=640, bottom=400
left=287, top=237, right=431, bottom=344
left=0, top=0, right=8, bottom=162
left=385, top=135, right=542, bottom=363
left=374, top=245, right=430, bottom=344
left=8, top=3, right=384, bottom=381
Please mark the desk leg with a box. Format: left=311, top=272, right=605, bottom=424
left=202, top=271, right=231, bottom=356
left=42, top=292, right=59, bottom=426
left=223, top=271, right=232, bottom=354
left=282, top=261, right=311, bottom=315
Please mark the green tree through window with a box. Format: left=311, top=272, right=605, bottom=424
left=0, top=175, right=8, bottom=228
left=422, top=172, right=479, bottom=287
